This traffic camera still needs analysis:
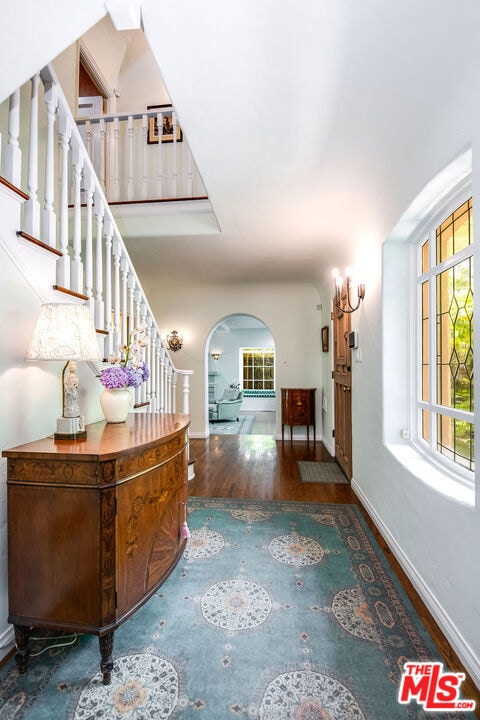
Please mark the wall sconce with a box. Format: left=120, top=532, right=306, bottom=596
left=332, top=268, right=365, bottom=314
left=211, top=352, right=221, bottom=361
left=25, top=303, right=101, bottom=440
left=167, top=330, right=183, bottom=352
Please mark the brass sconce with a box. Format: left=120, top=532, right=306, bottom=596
left=211, top=352, right=220, bottom=361
left=167, top=330, right=183, bottom=352
left=332, top=268, right=365, bottom=314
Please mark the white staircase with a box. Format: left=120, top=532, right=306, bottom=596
left=0, top=64, right=193, bottom=415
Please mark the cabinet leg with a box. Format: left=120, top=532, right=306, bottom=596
left=13, top=625, right=31, bottom=674
left=99, top=632, right=115, bottom=685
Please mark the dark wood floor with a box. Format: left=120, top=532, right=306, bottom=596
left=189, top=433, right=352, bottom=503
left=189, top=434, right=480, bottom=715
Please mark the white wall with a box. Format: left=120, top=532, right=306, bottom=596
left=0, top=190, right=104, bottom=660
left=134, top=275, right=326, bottom=440
left=53, top=18, right=170, bottom=117
left=314, top=170, right=480, bottom=688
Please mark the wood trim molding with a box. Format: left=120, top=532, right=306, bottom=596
left=353, top=481, right=480, bottom=712
left=0, top=176, right=28, bottom=201
left=52, top=285, right=89, bottom=301
left=16, top=231, right=63, bottom=257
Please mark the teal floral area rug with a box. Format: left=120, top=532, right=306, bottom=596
left=209, top=415, right=255, bottom=435
left=0, top=498, right=474, bottom=719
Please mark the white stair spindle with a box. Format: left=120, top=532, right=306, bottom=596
left=127, top=273, right=135, bottom=336
left=85, top=120, right=92, bottom=162
left=171, top=372, right=177, bottom=413
left=133, top=288, right=141, bottom=331
left=171, top=110, right=178, bottom=198
left=149, top=331, right=157, bottom=412
left=42, top=82, right=58, bottom=248
left=104, top=218, right=114, bottom=357
left=186, top=144, right=193, bottom=198
left=113, top=116, right=120, bottom=202
left=156, top=112, right=164, bottom=199
left=56, top=113, right=71, bottom=287
left=144, top=316, right=152, bottom=405
left=154, top=339, right=161, bottom=413
left=142, top=114, right=148, bottom=199
left=127, top=115, right=134, bottom=201
left=182, top=372, right=191, bottom=415
left=99, top=118, right=106, bottom=192
left=71, top=145, right=84, bottom=293
left=94, top=195, right=105, bottom=331
left=24, top=74, right=41, bottom=237
left=4, top=88, right=22, bottom=188
left=166, top=366, right=173, bottom=413
left=120, top=256, right=128, bottom=349
left=112, top=236, right=121, bottom=354
left=159, top=347, right=166, bottom=413
left=140, top=302, right=147, bottom=334
left=84, top=167, right=95, bottom=302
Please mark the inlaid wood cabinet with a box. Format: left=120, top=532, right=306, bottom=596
left=3, top=413, right=190, bottom=684
left=281, top=387, right=316, bottom=443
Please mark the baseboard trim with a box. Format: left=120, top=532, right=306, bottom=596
left=352, top=479, right=480, bottom=691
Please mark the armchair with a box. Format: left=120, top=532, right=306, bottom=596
left=209, top=389, right=244, bottom=421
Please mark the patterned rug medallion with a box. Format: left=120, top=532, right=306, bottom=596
left=297, top=460, right=349, bottom=484
left=0, top=498, right=474, bottom=719
left=209, top=415, right=255, bottom=435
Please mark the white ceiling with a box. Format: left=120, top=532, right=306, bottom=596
left=2, top=2, right=480, bottom=290
left=132, top=0, right=480, bottom=288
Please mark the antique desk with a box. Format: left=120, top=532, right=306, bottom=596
left=3, top=413, right=190, bottom=684
left=281, top=387, right=316, bottom=444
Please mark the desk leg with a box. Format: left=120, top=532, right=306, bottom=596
left=13, top=624, right=31, bottom=674
left=99, top=631, right=115, bottom=684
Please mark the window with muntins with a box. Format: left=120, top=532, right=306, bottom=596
left=241, top=347, right=275, bottom=391
left=418, top=197, right=474, bottom=474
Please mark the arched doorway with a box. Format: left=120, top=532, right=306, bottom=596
left=206, top=314, right=276, bottom=435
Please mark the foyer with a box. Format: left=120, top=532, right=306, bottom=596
left=0, top=0, right=479, bottom=710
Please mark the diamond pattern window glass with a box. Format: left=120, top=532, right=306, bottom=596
left=418, top=197, right=474, bottom=474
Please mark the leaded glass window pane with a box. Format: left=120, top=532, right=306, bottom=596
left=419, top=197, right=474, bottom=474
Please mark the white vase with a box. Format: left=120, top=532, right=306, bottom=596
left=100, top=388, right=131, bottom=423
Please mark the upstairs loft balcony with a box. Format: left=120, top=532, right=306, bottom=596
left=76, top=105, right=219, bottom=240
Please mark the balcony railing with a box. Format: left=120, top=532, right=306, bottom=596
left=0, top=65, right=193, bottom=414
left=76, top=107, right=207, bottom=204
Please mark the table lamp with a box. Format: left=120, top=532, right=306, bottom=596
left=26, top=303, right=102, bottom=440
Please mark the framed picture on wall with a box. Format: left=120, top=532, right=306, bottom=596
left=321, top=325, right=329, bottom=352
left=147, top=105, right=183, bottom=144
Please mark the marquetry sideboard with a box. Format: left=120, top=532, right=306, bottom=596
left=3, top=412, right=190, bottom=684
left=281, top=387, right=316, bottom=444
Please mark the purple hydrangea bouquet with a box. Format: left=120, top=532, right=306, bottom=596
left=99, top=327, right=150, bottom=389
